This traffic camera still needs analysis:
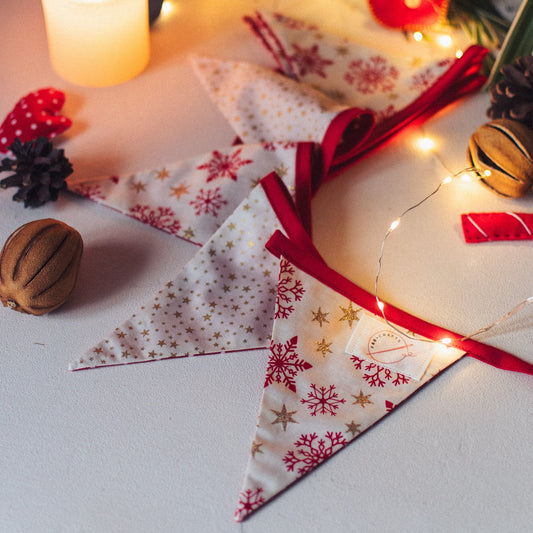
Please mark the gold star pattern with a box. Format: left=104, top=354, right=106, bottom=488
left=345, top=420, right=362, bottom=437
left=71, top=164, right=289, bottom=370
left=156, top=167, right=170, bottom=181
left=170, top=183, right=190, bottom=199
left=339, top=302, right=361, bottom=328
left=352, top=390, right=373, bottom=408
left=315, top=338, right=332, bottom=357
left=251, top=440, right=264, bottom=458
left=183, top=227, right=195, bottom=240
left=311, top=307, right=329, bottom=327
left=274, top=163, right=288, bottom=177
left=130, top=180, right=146, bottom=193
left=271, top=404, right=298, bottom=431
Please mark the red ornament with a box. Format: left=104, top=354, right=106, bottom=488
left=0, top=88, right=71, bottom=152
left=368, top=0, right=449, bottom=30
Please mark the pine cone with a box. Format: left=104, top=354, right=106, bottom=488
left=0, top=136, right=72, bottom=207
left=487, top=55, right=533, bottom=129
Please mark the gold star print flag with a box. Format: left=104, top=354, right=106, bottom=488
left=233, top=173, right=533, bottom=521
left=68, top=143, right=307, bottom=369
left=193, top=9, right=487, bottom=175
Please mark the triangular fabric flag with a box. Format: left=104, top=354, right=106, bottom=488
left=194, top=10, right=487, bottom=174
left=68, top=142, right=305, bottom=247
left=233, top=174, right=533, bottom=521
left=0, top=88, right=71, bottom=153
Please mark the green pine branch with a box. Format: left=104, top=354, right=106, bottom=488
left=487, top=0, right=533, bottom=87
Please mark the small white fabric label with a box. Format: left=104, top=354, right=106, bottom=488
left=345, top=313, right=436, bottom=381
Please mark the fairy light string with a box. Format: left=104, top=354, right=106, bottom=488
left=374, top=152, right=533, bottom=347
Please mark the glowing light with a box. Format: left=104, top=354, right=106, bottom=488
left=455, top=49, right=463, bottom=59
left=483, top=170, right=492, bottom=177
left=389, top=219, right=401, bottom=232
left=377, top=300, right=385, bottom=312
left=161, top=0, right=174, bottom=18
left=416, top=136, right=435, bottom=152
left=461, top=174, right=473, bottom=182
left=413, top=31, right=423, bottom=42
left=437, top=34, right=453, bottom=48
left=441, top=176, right=453, bottom=185
left=440, top=337, right=452, bottom=345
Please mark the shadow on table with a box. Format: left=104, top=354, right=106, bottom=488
left=68, top=238, right=152, bottom=312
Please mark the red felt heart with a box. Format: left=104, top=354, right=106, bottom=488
left=368, top=0, right=449, bottom=30
left=0, top=88, right=72, bottom=152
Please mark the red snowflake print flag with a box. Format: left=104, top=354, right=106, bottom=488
left=234, top=179, right=465, bottom=521
left=69, top=142, right=298, bottom=247
left=368, top=0, right=449, bottom=30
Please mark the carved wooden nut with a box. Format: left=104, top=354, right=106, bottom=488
left=0, top=219, right=83, bottom=315
left=468, top=118, right=533, bottom=198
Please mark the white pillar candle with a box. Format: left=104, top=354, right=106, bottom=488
left=41, top=0, right=150, bottom=87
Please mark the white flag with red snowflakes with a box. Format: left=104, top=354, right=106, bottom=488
left=68, top=142, right=298, bottom=246
left=233, top=179, right=468, bottom=521
left=194, top=10, right=487, bottom=173
left=234, top=253, right=465, bottom=521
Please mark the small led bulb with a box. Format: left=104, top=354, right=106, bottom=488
left=413, top=32, right=423, bottom=42
left=389, top=219, right=400, bottom=231
left=442, top=176, right=453, bottom=185
left=437, top=35, right=453, bottom=48
left=416, top=136, right=435, bottom=152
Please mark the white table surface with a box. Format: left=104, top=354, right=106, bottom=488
left=1, top=1, right=533, bottom=532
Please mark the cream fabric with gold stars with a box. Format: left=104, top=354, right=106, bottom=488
left=70, top=146, right=298, bottom=370
left=191, top=55, right=348, bottom=144
left=234, top=255, right=464, bottom=522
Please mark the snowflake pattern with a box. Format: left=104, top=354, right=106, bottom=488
left=71, top=183, right=105, bottom=201
left=301, top=384, right=346, bottom=416
left=189, top=187, right=228, bottom=217
left=291, top=43, right=333, bottom=78
left=265, top=336, right=313, bottom=393
left=283, top=431, right=347, bottom=476
left=129, top=205, right=181, bottom=236
left=350, top=355, right=410, bottom=387
left=234, top=487, right=265, bottom=522
left=409, top=67, right=439, bottom=92
left=196, top=148, right=253, bottom=182
left=275, top=259, right=305, bottom=319
left=273, top=12, right=318, bottom=31
left=344, top=56, right=399, bottom=94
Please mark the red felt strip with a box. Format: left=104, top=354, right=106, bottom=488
left=462, top=212, right=533, bottom=243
